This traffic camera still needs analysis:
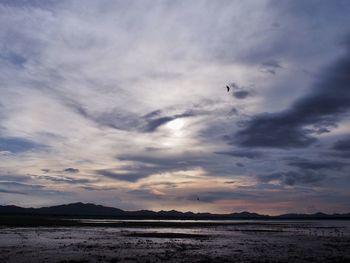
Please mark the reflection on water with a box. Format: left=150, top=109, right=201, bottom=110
left=1, top=220, right=349, bottom=262
left=72, top=219, right=350, bottom=237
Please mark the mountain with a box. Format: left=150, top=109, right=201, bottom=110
left=0, top=202, right=349, bottom=219
left=36, top=202, right=125, bottom=216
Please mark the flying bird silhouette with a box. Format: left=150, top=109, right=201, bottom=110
left=226, top=85, right=230, bottom=92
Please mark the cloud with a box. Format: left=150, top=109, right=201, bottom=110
left=236, top=162, right=245, bottom=167
left=142, top=111, right=196, bottom=133
left=234, top=41, right=350, bottom=148
left=0, top=52, right=27, bottom=67
left=37, top=175, right=91, bottom=184
left=0, top=0, right=349, bottom=213
left=63, top=168, right=79, bottom=173
left=260, top=60, right=282, bottom=75
left=0, top=188, right=26, bottom=195
left=333, top=136, right=350, bottom=151
left=0, top=173, right=30, bottom=182
left=288, top=160, right=347, bottom=171
left=233, top=90, right=249, bottom=99
left=258, top=171, right=327, bottom=186
left=228, top=82, right=251, bottom=99
left=96, top=169, right=150, bottom=182
left=0, top=137, right=43, bottom=153
left=95, top=153, right=208, bottom=183
left=215, top=150, right=264, bottom=159
left=0, top=0, right=60, bottom=10
left=331, top=136, right=350, bottom=158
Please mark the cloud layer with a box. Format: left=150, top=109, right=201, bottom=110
left=0, top=0, right=349, bottom=214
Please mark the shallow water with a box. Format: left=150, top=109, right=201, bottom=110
left=0, top=220, right=349, bottom=262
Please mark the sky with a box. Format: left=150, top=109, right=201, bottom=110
left=0, top=0, right=350, bottom=215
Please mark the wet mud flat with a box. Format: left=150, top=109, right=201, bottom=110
left=0, top=220, right=349, bottom=263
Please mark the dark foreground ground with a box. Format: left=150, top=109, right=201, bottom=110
left=0, top=219, right=349, bottom=263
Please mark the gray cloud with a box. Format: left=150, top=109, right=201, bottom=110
left=0, top=174, right=30, bottom=182
left=0, top=52, right=27, bottom=67
left=233, top=90, right=249, bottom=99
left=258, top=171, right=327, bottom=186
left=233, top=41, right=350, bottom=148
left=0, top=0, right=61, bottom=10
left=96, top=169, right=151, bottom=182
left=288, top=160, right=347, bottom=171
left=229, top=82, right=251, bottom=99
left=260, top=60, right=282, bottom=75
left=333, top=136, right=350, bottom=152
left=331, top=136, right=350, bottom=158
left=215, top=150, right=264, bottom=159
left=142, top=111, right=196, bottom=133
left=37, top=175, right=91, bottom=184
left=236, top=162, right=245, bottom=167
left=0, top=181, right=45, bottom=189
left=63, top=168, right=79, bottom=173
left=0, top=188, right=26, bottom=194
left=0, top=0, right=350, bottom=213
left=0, top=137, right=43, bottom=153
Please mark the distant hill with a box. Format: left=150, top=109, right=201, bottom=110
left=0, top=202, right=349, bottom=219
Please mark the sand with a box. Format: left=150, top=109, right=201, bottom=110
left=0, top=220, right=349, bottom=263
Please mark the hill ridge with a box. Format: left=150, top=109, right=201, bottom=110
left=0, top=202, right=349, bottom=219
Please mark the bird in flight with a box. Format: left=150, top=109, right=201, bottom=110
left=226, top=85, right=230, bottom=92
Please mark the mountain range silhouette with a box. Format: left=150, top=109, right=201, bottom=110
left=1, top=202, right=349, bottom=219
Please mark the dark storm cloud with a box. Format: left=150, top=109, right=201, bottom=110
left=234, top=41, right=350, bottom=148
left=288, top=160, right=347, bottom=171
left=258, top=171, right=327, bottom=186
left=63, top=168, right=79, bottom=173
left=215, top=150, right=264, bottom=159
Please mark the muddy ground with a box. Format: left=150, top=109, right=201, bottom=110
left=0, top=220, right=349, bottom=262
